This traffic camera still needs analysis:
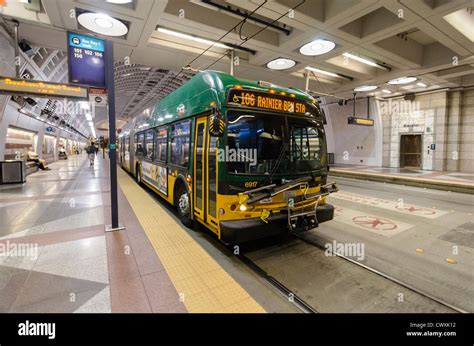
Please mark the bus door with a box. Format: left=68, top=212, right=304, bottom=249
left=193, top=116, right=219, bottom=231
left=193, top=117, right=206, bottom=221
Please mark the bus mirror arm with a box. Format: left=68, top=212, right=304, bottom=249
left=321, top=182, right=338, bottom=194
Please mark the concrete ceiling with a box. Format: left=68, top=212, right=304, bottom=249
left=1, top=0, right=473, bottom=125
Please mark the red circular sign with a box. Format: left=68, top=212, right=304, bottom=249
left=352, top=216, right=397, bottom=231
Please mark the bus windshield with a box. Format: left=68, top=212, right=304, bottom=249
left=226, top=111, right=325, bottom=175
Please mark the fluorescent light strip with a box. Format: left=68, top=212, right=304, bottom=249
left=343, top=52, right=389, bottom=70
left=157, top=27, right=231, bottom=49
left=305, top=66, right=352, bottom=81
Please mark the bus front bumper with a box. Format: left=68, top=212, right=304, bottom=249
left=219, top=203, right=334, bottom=244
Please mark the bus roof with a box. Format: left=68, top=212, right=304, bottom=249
left=150, top=70, right=315, bottom=126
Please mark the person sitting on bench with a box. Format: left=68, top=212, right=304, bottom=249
left=27, top=150, right=51, bottom=170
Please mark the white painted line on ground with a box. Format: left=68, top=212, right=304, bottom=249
left=329, top=191, right=448, bottom=219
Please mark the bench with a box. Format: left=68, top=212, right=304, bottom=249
left=25, top=160, right=38, bottom=176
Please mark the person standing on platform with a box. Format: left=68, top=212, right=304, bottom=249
left=86, top=143, right=96, bottom=167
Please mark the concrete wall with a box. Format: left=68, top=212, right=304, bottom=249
left=0, top=26, right=15, bottom=125
left=459, top=90, right=474, bottom=172
left=0, top=29, right=85, bottom=161
left=376, top=89, right=474, bottom=172
left=323, top=97, right=382, bottom=166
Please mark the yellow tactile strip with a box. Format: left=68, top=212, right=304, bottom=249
left=118, top=169, right=265, bottom=313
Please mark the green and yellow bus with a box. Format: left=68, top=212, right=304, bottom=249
left=118, top=70, right=337, bottom=244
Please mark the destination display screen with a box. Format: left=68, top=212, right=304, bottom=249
left=0, top=76, right=88, bottom=99
left=348, top=116, right=374, bottom=126
left=227, top=89, right=309, bottom=114
left=68, top=32, right=106, bottom=87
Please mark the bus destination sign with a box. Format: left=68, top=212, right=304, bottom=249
left=227, top=89, right=307, bottom=114
left=0, top=76, right=88, bottom=99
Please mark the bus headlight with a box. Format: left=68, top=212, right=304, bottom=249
left=239, top=204, right=248, bottom=211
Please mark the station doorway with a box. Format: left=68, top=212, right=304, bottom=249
left=400, top=134, right=422, bottom=168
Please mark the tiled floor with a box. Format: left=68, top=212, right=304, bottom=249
left=0, top=154, right=268, bottom=313
left=330, top=164, right=474, bottom=185
left=0, top=154, right=185, bottom=313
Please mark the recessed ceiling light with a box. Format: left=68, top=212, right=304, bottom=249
left=106, top=0, right=133, bottom=3
left=342, top=52, right=390, bottom=71
left=388, top=76, right=417, bottom=85
left=267, top=58, right=296, bottom=70
left=77, top=12, right=128, bottom=37
left=417, top=82, right=427, bottom=87
left=354, top=85, right=378, bottom=92
left=382, top=89, right=392, bottom=94
left=300, top=39, right=335, bottom=56
left=94, top=17, right=113, bottom=29
left=157, top=27, right=231, bottom=49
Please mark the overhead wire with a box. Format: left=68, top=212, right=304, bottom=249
left=204, top=0, right=306, bottom=70
left=150, top=0, right=268, bottom=103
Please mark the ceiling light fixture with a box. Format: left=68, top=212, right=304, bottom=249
left=381, top=89, right=392, bottom=94
left=156, top=27, right=231, bottom=49
left=106, top=0, right=133, bottom=4
left=77, top=12, right=128, bottom=37
left=94, top=17, right=113, bottom=29
left=354, top=85, right=378, bottom=92
left=388, top=76, right=417, bottom=85
left=342, top=52, right=390, bottom=71
left=417, top=82, right=427, bottom=87
left=305, top=66, right=352, bottom=81
left=300, top=39, right=336, bottom=56
left=267, top=58, right=296, bottom=70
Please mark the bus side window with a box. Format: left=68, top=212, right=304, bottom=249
left=145, top=129, right=154, bottom=160
left=155, top=127, right=168, bottom=163
left=170, top=120, right=191, bottom=167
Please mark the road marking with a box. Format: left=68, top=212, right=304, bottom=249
left=329, top=191, right=448, bottom=219
left=333, top=206, right=413, bottom=237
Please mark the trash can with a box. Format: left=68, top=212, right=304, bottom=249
left=0, top=160, right=26, bottom=184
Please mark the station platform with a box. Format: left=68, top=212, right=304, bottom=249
left=0, top=154, right=295, bottom=313
left=329, top=164, right=474, bottom=194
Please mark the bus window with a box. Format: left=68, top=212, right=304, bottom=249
left=125, top=136, right=130, bottom=152
left=136, top=132, right=145, bottom=156
left=155, top=127, right=167, bottom=163
left=145, top=130, right=154, bottom=160
left=170, top=120, right=190, bottom=167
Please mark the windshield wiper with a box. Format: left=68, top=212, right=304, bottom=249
left=264, top=143, right=288, bottom=185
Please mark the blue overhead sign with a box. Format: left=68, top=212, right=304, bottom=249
left=67, top=32, right=106, bottom=88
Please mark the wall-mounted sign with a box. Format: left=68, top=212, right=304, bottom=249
left=46, top=126, right=56, bottom=133
left=89, top=87, right=107, bottom=107
left=68, top=32, right=106, bottom=87
left=227, top=89, right=308, bottom=114
left=348, top=117, right=374, bottom=126
left=0, top=76, right=88, bottom=99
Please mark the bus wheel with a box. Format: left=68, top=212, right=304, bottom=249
left=177, top=188, right=194, bottom=228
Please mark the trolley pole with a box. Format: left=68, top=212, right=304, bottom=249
left=105, top=39, right=124, bottom=232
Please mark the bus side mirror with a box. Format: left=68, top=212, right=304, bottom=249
left=209, top=107, right=225, bottom=137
